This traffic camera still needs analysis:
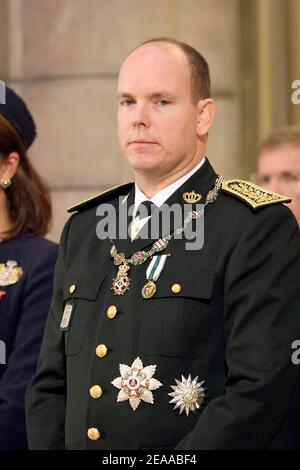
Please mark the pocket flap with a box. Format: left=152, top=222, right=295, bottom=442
left=63, top=272, right=106, bottom=301
left=153, top=270, right=214, bottom=300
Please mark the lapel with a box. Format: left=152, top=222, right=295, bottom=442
left=111, top=158, right=218, bottom=257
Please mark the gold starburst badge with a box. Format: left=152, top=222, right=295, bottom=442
left=111, top=357, right=163, bottom=411
left=168, top=374, right=205, bottom=416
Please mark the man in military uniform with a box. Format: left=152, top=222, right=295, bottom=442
left=26, top=38, right=300, bottom=449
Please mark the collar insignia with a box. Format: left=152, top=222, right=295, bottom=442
left=182, top=191, right=202, bottom=203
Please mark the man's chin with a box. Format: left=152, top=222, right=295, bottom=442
left=126, top=154, right=160, bottom=172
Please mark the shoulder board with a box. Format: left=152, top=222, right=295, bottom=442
left=67, top=182, right=134, bottom=213
left=221, top=179, right=291, bottom=210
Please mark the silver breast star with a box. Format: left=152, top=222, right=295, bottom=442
left=168, top=374, right=205, bottom=416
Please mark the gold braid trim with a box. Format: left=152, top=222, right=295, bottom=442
left=222, top=179, right=291, bottom=210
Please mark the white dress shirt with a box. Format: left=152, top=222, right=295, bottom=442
left=131, top=156, right=206, bottom=240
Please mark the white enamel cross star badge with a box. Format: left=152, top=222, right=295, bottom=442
left=168, top=374, right=205, bottom=416
left=111, top=357, right=163, bottom=411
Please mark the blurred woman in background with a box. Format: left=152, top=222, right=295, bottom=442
left=0, top=86, right=58, bottom=449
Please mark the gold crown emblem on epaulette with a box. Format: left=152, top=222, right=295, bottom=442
left=182, top=191, right=202, bottom=203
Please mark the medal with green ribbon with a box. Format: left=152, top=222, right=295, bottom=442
left=141, top=254, right=170, bottom=299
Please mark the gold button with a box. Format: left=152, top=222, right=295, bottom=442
left=171, top=283, right=182, bottom=294
left=96, top=344, right=108, bottom=358
left=69, top=284, right=76, bottom=294
left=107, top=305, right=118, bottom=319
left=90, top=385, right=103, bottom=399
left=87, top=428, right=101, bottom=441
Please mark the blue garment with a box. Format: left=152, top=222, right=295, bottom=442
left=0, top=235, right=58, bottom=449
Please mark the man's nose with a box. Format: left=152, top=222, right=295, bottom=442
left=132, top=103, right=150, bottom=128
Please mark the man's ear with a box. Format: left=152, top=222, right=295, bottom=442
left=0, top=152, right=20, bottom=180
left=196, top=98, right=216, bottom=137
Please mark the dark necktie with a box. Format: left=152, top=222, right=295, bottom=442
left=135, top=200, right=157, bottom=220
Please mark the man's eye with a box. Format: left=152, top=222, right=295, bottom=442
left=259, top=176, right=271, bottom=185
left=285, top=174, right=298, bottom=184
left=157, top=100, right=169, bottom=106
left=120, top=99, right=134, bottom=106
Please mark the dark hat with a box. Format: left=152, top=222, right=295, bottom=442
left=0, top=85, right=37, bottom=149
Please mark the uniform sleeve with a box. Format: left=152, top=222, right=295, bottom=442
left=0, top=242, right=58, bottom=450
left=176, top=205, right=300, bottom=449
left=25, top=217, right=74, bottom=450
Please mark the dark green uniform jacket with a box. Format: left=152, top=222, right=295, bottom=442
left=25, top=159, right=300, bottom=449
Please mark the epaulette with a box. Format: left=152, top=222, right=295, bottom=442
left=67, top=182, right=133, bottom=213
left=221, top=179, right=291, bottom=211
